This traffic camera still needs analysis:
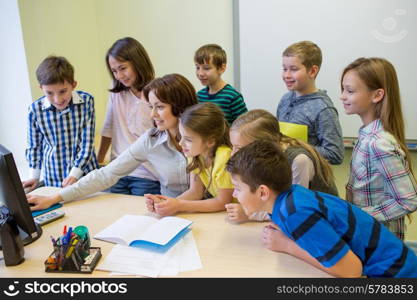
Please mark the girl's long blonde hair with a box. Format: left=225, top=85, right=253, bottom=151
left=230, top=109, right=335, bottom=186
left=341, top=57, right=414, bottom=177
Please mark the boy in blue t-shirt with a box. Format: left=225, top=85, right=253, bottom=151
left=194, top=44, right=247, bottom=124
left=226, top=140, right=417, bottom=277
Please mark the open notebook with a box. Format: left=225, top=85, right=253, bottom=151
left=94, top=215, right=192, bottom=252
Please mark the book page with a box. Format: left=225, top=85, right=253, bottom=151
left=97, top=244, right=171, bottom=277
left=159, top=231, right=202, bottom=275
left=179, top=231, right=202, bottom=272
left=104, top=231, right=202, bottom=277
left=139, top=216, right=192, bottom=246
left=94, top=215, right=158, bottom=245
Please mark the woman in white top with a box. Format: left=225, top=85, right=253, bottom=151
left=27, top=74, right=198, bottom=210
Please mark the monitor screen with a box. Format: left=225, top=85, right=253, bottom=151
left=0, top=144, right=42, bottom=249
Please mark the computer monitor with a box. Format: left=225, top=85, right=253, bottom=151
left=0, top=144, right=42, bottom=249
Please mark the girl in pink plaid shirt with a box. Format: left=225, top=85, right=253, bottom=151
left=341, top=57, right=417, bottom=240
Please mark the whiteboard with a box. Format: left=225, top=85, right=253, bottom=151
left=234, top=0, right=417, bottom=139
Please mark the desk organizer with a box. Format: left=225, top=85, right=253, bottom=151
left=44, top=225, right=101, bottom=274
left=44, top=247, right=101, bottom=274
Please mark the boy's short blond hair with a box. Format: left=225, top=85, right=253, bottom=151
left=194, top=44, right=227, bottom=69
left=36, top=56, right=75, bottom=85
left=283, top=41, right=322, bottom=71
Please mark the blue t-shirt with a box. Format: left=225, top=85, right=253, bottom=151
left=271, top=184, right=417, bottom=277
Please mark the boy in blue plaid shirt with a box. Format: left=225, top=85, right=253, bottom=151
left=23, top=56, right=98, bottom=191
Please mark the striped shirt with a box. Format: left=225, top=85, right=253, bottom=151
left=346, top=119, right=417, bottom=240
left=197, top=84, right=247, bottom=124
left=26, top=91, right=99, bottom=187
left=271, top=185, right=417, bottom=277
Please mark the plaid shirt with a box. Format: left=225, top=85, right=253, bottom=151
left=346, top=119, right=417, bottom=240
left=26, top=91, right=99, bottom=187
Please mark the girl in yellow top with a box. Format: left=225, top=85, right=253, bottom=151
left=146, top=102, right=234, bottom=216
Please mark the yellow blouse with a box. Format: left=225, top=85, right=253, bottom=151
left=190, top=145, right=234, bottom=198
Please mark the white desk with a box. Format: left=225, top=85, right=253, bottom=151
left=0, top=187, right=330, bottom=277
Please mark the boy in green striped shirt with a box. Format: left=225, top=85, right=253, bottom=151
left=194, top=44, right=247, bottom=124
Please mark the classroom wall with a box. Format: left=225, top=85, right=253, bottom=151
left=18, top=0, right=235, bottom=140
left=236, top=0, right=417, bottom=140
left=18, top=0, right=111, bottom=139
left=12, top=0, right=233, bottom=178
left=0, top=0, right=32, bottom=177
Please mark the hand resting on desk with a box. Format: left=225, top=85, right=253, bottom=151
left=145, top=193, right=179, bottom=216
left=27, top=193, right=62, bottom=211
left=262, top=223, right=289, bottom=253
left=225, top=203, right=250, bottom=223
left=22, top=178, right=39, bottom=194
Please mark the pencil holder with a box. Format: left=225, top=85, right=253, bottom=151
left=44, top=225, right=101, bottom=273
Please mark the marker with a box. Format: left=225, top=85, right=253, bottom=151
left=62, top=227, right=72, bottom=245
left=65, top=239, right=79, bottom=258
left=66, top=227, right=73, bottom=242
left=58, top=246, right=65, bottom=270
left=50, top=235, right=57, bottom=246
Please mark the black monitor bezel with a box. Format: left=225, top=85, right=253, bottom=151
left=0, top=144, right=42, bottom=249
